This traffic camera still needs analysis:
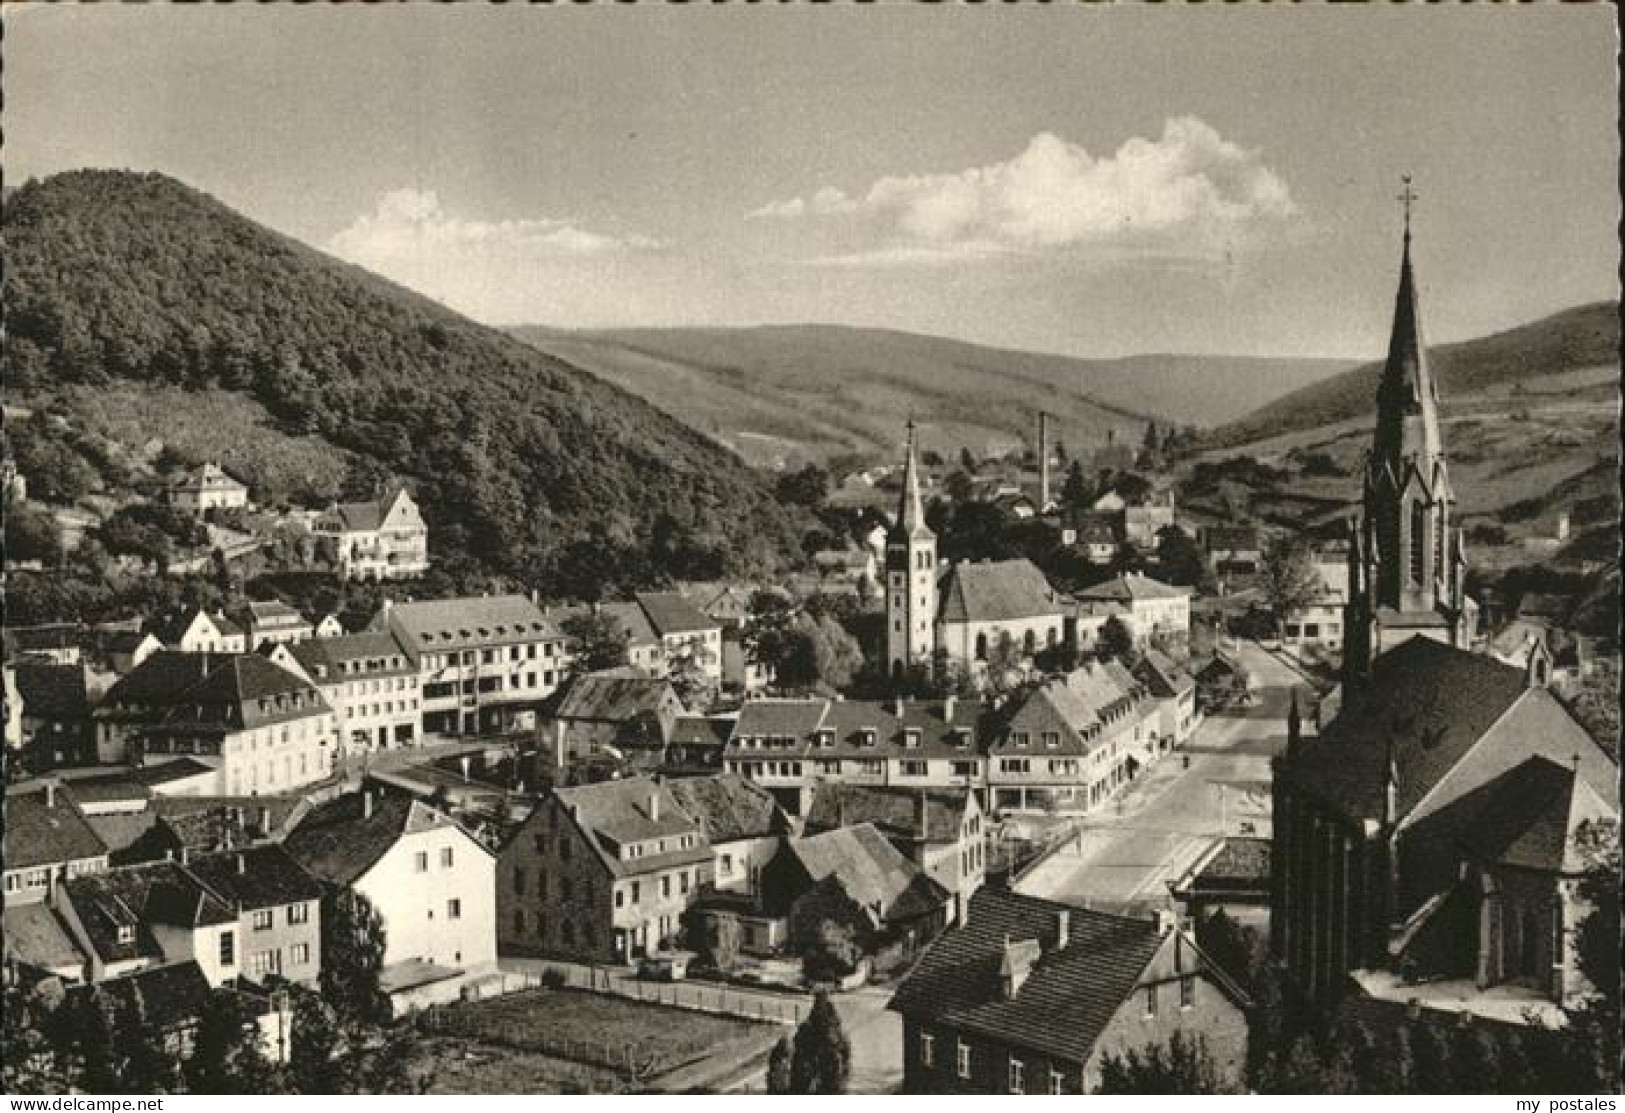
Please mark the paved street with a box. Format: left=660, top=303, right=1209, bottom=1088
left=1016, top=641, right=1304, bottom=913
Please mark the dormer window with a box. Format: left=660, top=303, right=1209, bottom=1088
left=116, top=924, right=135, bottom=945
left=904, top=729, right=922, bottom=750
left=861, top=729, right=877, bottom=748
left=1012, top=732, right=1030, bottom=748
left=1042, top=731, right=1060, bottom=749
left=816, top=730, right=835, bottom=749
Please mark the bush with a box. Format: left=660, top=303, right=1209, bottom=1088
left=801, top=921, right=863, bottom=985
left=541, top=968, right=567, bottom=990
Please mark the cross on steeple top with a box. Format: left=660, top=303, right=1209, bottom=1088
left=1398, top=174, right=1418, bottom=244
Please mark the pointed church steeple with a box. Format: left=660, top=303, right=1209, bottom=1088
left=1372, top=177, right=1444, bottom=477
left=894, top=419, right=933, bottom=542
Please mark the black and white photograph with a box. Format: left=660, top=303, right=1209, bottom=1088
left=1, top=2, right=1619, bottom=1099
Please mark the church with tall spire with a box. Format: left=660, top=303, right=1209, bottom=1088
left=886, top=420, right=939, bottom=677
left=1342, top=178, right=1473, bottom=693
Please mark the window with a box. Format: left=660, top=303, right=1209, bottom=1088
left=291, top=943, right=311, bottom=966
left=951, top=760, right=977, bottom=777
left=514, top=909, right=526, bottom=934
left=1145, top=984, right=1158, bottom=1016
left=1180, top=976, right=1195, bottom=1009
left=219, top=931, right=236, bottom=967
left=720, top=854, right=734, bottom=876
left=441, top=847, right=455, bottom=868
left=616, top=889, right=625, bottom=909
left=1042, top=731, right=1060, bottom=748
left=1008, top=1056, right=1025, bottom=1094
left=116, top=924, right=135, bottom=945
left=1000, top=758, right=1031, bottom=774
left=415, top=851, right=429, bottom=873
left=956, top=1040, right=971, bottom=1080
left=901, top=760, right=928, bottom=777
left=288, top=903, right=309, bottom=925
left=250, top=950, right=276, bottom=977
left=447, top=899, right=462, bottom=920
left=513, top=867, right=527, bottom=895
left=1012, top=732, right=1030, bottom=748
left=920, top=1032, right=935, bottom=1067
left=662, top=875, right=672, bottom=899
left=252, top=909, right=274, bottom=931
left=679, top=871, right=690, bottom=895
left=631, top=881, right=641, bottom=904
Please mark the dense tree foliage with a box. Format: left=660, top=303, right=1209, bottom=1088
left=4, top=171, right=804, bottom=586
left=1097, top=1030, right=1232, bottom=1094
left=789, top=991, right=852, bottom=1094
left=560, top=610, right=632, bottom=673
left=320, top=888, right=392, bottom=1030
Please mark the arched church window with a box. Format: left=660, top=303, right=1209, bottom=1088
left=1409, top=501, right=1426, bottom=584
left=1434, top=506, right=1445, bottom=583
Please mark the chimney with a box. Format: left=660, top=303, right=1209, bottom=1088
left=893, top=696, right=905, bottom=718
left=1054, top=909, right=1070, bottom=950
left=258, top=805, right=271, bottom=833
left=943, top=694, right=957, bottom=723
left=363, top=790, right=374, bottom=819
left=460, top=755, right=472, bottom=783
left=236, top=853, right=246, bottom=875
left=180, top=846, right=191, bottom=866
left=649, top=790, right=660, bottom=822
left=1038, top=412, right=1051, bottom=510
left=44, top=782, right=56, bottom=809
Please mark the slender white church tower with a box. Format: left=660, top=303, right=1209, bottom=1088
left=886, top=420, right=938, bottom=679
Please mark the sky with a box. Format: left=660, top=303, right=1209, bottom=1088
left=5, top=4, right=1618, bottom=360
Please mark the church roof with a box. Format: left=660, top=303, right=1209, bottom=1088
left=1287, top=636, right=1612, bottom=827
left=890, top=424, right=934, bottom=544
left=937, top=558, right=1063, bottom=624
left=1460, top=757, right=1616, bottom=874
left=1371, top=209, right=1445, bottom=476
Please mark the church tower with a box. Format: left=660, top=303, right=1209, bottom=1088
left=886, top=421, right=938, bottom=679
left=1344, top=179, right=1468, bottom=691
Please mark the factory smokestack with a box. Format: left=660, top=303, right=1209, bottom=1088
left=1038, top=412, right=1051, bottom=511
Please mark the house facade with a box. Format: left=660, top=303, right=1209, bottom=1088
left=314, top=487, right=429, bottom=581
left=280, top=631, right=422, bottom=754
left=171, top=463, right=248, bottom=513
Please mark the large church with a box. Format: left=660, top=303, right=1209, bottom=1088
left=1271, top=196, right=1617, bottom=1022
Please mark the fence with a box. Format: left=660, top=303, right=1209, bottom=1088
left=549, top=962, right=809, bottom=1026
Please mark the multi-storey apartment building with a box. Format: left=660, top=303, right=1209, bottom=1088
left=497, top=776, right=710, bottom=964
left=724, top=697, right=990, bottom=816
left=166, top=845, right=324, bottom=987
left=277, top=631, right=422, bottom=754
left=314, top=487, right=429, bottom=581
left=372, top=595, right=567, bottom=737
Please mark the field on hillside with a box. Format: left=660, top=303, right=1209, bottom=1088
left=516, top=325, right=1354, bottom=469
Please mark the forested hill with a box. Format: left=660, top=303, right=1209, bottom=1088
left=3, top=170, right=805, bottom=590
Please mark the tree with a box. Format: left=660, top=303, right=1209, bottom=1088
left=668, top=649, right=717, bottom=712
left=1194, top=908, right=1264, bottom=990
left=319, top=888, right=391, bottom=1031
left=186, top=990, right=278, bottom=1094
left=1563, top=818, right=1620, bottom=1090
left=1096, top=1031, right=1232, bottom=1094
left=790, top=991, right=852, bottom=1094
left=1095, top=615, right=1137, bottom=665
left=801, top=919, right=863, bottom=984
left=687, top=909, right=742, bottom=972
left=114, top=992, right=181, bottom=1094
left=288, top=988, right=349, bottom=1094
left=1258, top=535, right=1323, bottom=633
left=775, top=464, right=830, bottom=508
left=1155, top=524, right=1212, bottom=591
left=2, top=982, right=68, bottom=1093
left=4, top=505, right=63, bottom=565
left=1561, top=657, right=1619, bottom=760
left=767, top=1036, right=795, bottom=1094
left=560, top=609, right=631, bottom=674
left=1060, top=461, right=1092, bottom=510
left=64, top=988, right=121, bottom=1093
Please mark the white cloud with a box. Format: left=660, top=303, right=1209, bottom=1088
left=325, top=189, right=665, bottom=322
left=753, top=118, right=1299, bottom=264
left=330, top=188, right=664, bottom=262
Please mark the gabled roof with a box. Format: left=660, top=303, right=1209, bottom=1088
left=635, top=592, right=719, bottom=636
left=547, top=776, right=710, bottom=878
left=100, top=651, right=221, bottom=713
left=286, top=792, right=472, bottom=886
left=67, top=960, right=214, bottom=1032
left=1288, top=637, right=1613, bottom=825
left=145, top=607, right=243, bottom=645
left=1077, top=572, right=1189, bottom=603
left=668, top=715, right=734, bottom=751
left=1135, top=649, right=1195, bottom=699
left=555, top=672, right=679, bottom=723
left=3, top=789, right=109, bottom=869
left=14, top=662, right=89, bottom=721
left=782, top=823, right=948, bottom=924
left=153, top=654, right=331, bottom=735
left=888, top=889, right=1208, bottom=1066
left=667, top=773, right=785, bottom=844
left=290, top=630, right=415, bottom=679
left=730, top=697, right=991, bottom=760
left=381, top=595, right=560, bottom=656
left=1460, top=757, right=1617, bottom=874
left=134, top=757, right=220, bottom=786
left=62, top=861, right=235, bottom=964
left=3, top=903, right=84, bottom=974
left=731, top=699, right=831, bottom=740
left=803, top=784, right=972, bottom=844
left=63, top=774, right=152, bottom=808
left=937, top=559, right=1063, bottom=625
left=185, top=844, right=324, bottom=910
left=174, top=463, right=246, bottom=494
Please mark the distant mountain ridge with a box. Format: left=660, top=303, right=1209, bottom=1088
left=1210, top=301, right=1620, bottom=448
left=510, top=323, right=1358, bottom=467
left=2, top=170, right=805, bottom=588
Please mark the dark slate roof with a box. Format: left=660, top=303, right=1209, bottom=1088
left=63, top=774, right=152, bottom=807
left=1458, top=757, right=1614, bottom=874
left=636, top=592, right=718, bottom=636
left=68, top=960, right=214, bottom=1032
left=3, top=789, right=109, bottom=869
left=289, top=630, right=415, bottom=680
left=667, top=773, right=784, bottom=844
left=145, top=607, right=243, bottom=646
left=134, top=757, right=219, bottom=786
left=1286, top=637, right=1599, bottom=823
left=936, top=559, right=1064, bottom=624
left=284, top=791, right=446, bottom=886
left=668, top=715, right=734, bottom=750
left=100, top=651, right=220, bottom=713
left=4, top=624, right=83, bottom=653
left=729, top=697, right=991, bottom=761
left=784, top=823, right=948, bottom=923
left=62, top=861, right=235, bottom=964
left=382, top=595, right=560, bottom=656
left=326, top=499, right=385, bottom=532
left=14, top=663, right=89, bottom=723
left=550, top=776, right=710, bottom=877
left=889, top=888, right=1172, bottom=1065
left=185, top=844, right=324, bottom=910
left=156, top=654, right=329, bottom=734
left=556, top=672, right=679, bottom=723
left=804, top=784, right=971, bottom=844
